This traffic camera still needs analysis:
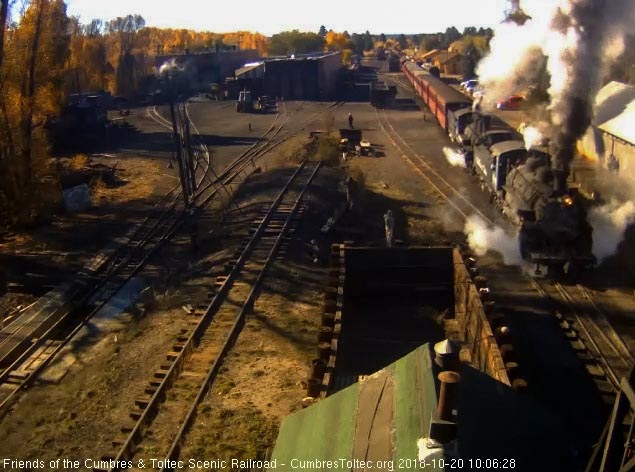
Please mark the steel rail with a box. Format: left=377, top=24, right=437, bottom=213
left=0, top=100, right=340, bottom=417
left=160, top=161, right=321, bottom=471
left=99, top=160, right=319, bottom=472
left=376, top=89, right=631, bottom=399
left=0, top=101, right=284, bottom=411
left=375, top=107, right=495, bottom=226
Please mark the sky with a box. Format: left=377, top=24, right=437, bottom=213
left=64, top=0, right=513, bottom=36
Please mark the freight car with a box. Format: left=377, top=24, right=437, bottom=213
left=401, top=61, right=471, bottom=132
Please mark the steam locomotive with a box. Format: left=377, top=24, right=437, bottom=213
left=504, top=155, right=593, bottom=272
left=401, top=61, right=595, bottom=274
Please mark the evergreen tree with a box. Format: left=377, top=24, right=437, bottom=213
left=363, top=31, right=373, bottom=51
left=444, top=26, right=460, bottom=45
left=398, top=34, right=406, bottom=49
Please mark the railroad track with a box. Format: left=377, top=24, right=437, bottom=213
left=531, top=279, right=633, bottom=398
left=0, top=187, right=186, bottom=413
left=0, top=103, right=280, bottom=415
left=95, top=160, right=321, bottom=472
left=146, top=105, right=211, bottom=190
left=0, top=99, right=342, bottom=417
left=376, top=95, right=634, bottom=397
left=375, top=106, right=494, bottom=225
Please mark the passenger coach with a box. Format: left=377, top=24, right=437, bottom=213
left=401, top=61, right=471, bottom=132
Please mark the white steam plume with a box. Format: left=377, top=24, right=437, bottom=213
left=464, top=215, right=522, bottom=266
left=522, top=125, right=544, bottom=150
left=589, top=200, right=635, bottom=262
left=443, top=147, right=466, bottom=167
left=159, top=58, right=183, bottom=76
left=476, top=0, right=635, bottom=173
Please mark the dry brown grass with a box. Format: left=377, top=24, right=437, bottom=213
left=349, top=166, right=366, bottom=189
left=69, top=154, right=89, bottom=170
left=315, top=135, right=340, bottom=166
left=271, top=136, right=309, bottom=167
left=91, top=157, right=162, bottom=205
left=183, top=405, right=278, bottom=469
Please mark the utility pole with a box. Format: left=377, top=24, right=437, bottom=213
left=169, top=99, right=190, bottom=206
left=180, top=105, right=197, bottom=192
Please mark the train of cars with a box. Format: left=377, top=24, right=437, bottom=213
left=401, top=60, right=595, bottom=274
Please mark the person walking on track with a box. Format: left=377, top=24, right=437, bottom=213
left=348, top=113, right=354, bottom=129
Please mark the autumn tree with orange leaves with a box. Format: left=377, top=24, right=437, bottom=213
left=325, top=31, right=351, bottom=51
left=0, top=1, right=271, bottom=225
left=0, top=0, right=70, bottom=225
left=325, top=30, right=353, bottom=65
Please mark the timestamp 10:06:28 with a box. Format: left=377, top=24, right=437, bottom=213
left=399, top=458, right=516, bottom=469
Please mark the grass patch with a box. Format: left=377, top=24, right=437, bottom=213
left=315, top=135, right=340, bottom=166
left=69, top=154, right=89, bottom=170
left=215, top=377, right=237, bottom=395
left=188, top=405, right=278, bottom=468
left=273, top=136, right=309, bottom=166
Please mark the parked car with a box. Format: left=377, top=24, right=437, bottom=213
left=496, top=95, right=525, bottom=110
left=461, top=79, right=478, bottom=91
left=465, top=81, right=480, bottom=95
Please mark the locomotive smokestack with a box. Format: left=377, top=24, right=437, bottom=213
left=552, top=97, right=590, bottom=195
left=552, top=157, right=569, bottom=196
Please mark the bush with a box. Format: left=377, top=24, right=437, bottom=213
left=69, top=154, right=89, bottom=170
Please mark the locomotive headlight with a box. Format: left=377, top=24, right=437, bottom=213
left=562, top=195, right=574, bottom=206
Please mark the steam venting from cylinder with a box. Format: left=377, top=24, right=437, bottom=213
left=477, top=0, right=635, bottom=193
left=464, top=215, right=522, bottom=266
left=443, top=147, right=466, bottom=167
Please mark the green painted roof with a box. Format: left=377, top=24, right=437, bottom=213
left=269, top=343, right=579, bottom=471
left=269, top=344, right=442, bottom=471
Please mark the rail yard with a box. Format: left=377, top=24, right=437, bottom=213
left=1, top=2, right=635, bottom=472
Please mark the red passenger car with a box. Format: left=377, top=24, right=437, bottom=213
left=401, top=61, right=471, bottom=131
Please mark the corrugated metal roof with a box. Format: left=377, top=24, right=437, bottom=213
left=594, top=81, right=635, bottom=145
left=268, top=343, right=578, bottom=471
left=268, top=344, right=441, bottom=472
left=235, top=62, right=263, bottom=77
